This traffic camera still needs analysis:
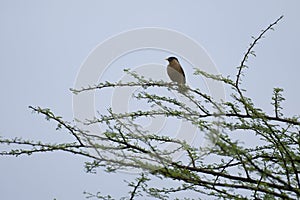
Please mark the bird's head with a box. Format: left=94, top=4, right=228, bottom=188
left=166, top=56, right=179, bottom=63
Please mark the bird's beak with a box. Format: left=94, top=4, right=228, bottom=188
left=165, top=58, right=168, bottom=61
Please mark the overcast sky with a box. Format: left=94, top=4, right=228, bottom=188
left=1, top=1, right=300, bottom=199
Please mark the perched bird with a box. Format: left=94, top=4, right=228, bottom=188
left=166, top=56, right=187, bottom=92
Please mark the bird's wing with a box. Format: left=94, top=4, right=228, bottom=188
left=178, top=65, right=185, bottom=78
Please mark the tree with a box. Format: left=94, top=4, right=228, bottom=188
left=1, top=15, right=299, bottom=199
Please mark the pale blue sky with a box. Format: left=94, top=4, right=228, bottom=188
left=1, top=1, right=300, bottom=199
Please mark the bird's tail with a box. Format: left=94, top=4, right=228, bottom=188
left=178, top=84, right=188, bottom=94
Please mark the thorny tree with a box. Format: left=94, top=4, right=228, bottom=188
left=1, top=16, right=299, bottom=199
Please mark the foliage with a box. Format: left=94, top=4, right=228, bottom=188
left=1, top=15, right=299, bottom=199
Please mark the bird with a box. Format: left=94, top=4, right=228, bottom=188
left=166, top=56, right=187, bottom=93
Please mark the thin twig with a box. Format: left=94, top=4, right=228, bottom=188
left=236, top=15, right=284, bottom=87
